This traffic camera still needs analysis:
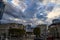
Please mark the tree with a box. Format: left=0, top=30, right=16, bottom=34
left=18, top=24, right=26, bottom=30
left=33, top=27, right=40, bottom=38
left=8, top=28, right=26, bottom=37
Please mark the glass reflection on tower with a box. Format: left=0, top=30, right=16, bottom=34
left=0, top=0, right=5, bottom=24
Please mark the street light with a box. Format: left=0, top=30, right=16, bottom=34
left=0, top=0, right=5, bottom=24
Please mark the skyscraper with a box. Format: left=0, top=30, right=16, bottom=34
left=0, top=0, right=5, bottom=24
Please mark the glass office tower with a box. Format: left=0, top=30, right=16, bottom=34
left=0, top=0, right=5, bottom=24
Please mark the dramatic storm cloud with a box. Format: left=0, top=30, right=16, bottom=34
left=1, top=0, right=60, bottom=25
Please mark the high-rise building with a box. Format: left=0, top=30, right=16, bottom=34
left=0, top=0, right=5, bottom=24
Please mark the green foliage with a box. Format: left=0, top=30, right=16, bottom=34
left=33, top=27, right=40, bottom=36
left=18, top=24, right=26, bottom=29
left=8, top=28, right=26, bottom=36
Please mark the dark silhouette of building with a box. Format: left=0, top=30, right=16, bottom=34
left=52, top=19, right=60, bottom=23
left=0, top=0, right=5, bottom=24
left=48, top=19, right=60, bottom=40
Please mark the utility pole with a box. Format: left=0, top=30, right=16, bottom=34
left=0, top=0, right=5, bottom=24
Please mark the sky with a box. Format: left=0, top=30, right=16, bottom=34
left=1, top=0, right=60, bottom=26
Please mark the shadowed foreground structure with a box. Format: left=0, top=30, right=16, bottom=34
left=48, top=19, right=60, bottom=40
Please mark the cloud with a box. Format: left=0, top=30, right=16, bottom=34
left=11, top=0, right=27, bottom=12
left=47, top=5, right=60, bottom=19
left=24, top=1, right=38, bottom=18
left=46, top=4, right=60, bottom=25
left=11, top=0, right=20, bottom=6
left=1, top=0, right=60, bottom=26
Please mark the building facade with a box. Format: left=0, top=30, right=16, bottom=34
left=48, top=19, right=60, bottom=40
left=0, top=23, right=25, bottom=36
left=37, top=24, right=48, bottom=40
